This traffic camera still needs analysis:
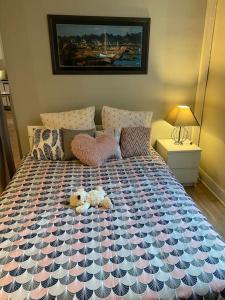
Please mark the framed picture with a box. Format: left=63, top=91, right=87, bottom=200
left=48, top=15, right=150, bottom=75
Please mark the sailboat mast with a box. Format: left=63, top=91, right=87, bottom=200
left=104, top=30, right=107, bottom=53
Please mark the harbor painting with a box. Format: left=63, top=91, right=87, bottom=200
left=48, top=15, right=150, bottom=74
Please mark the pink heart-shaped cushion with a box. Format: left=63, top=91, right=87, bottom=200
left=71, top=133, right=117, bottom=166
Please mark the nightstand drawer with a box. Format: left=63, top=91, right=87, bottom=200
left=171, top=168, right=199, bottom=185
left=167, top=151, right=201, bottom=168
left=156, top=139, right=202, bottom=186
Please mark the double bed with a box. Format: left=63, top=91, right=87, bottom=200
left=0, top=148, right=225, bottom=299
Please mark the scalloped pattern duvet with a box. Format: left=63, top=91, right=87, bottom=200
left=0, top=150, right=225, bottom=300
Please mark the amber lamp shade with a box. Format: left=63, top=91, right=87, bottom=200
left=165, top=105, right=199, bottom=144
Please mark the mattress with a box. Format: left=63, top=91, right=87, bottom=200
left=0, top=149, right=225, bottom=300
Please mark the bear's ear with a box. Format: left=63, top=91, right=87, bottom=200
left=77, top=195, right=81, bottom=200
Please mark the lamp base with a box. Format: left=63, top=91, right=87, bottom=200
left=174, top=140, right=184, bottom=145
left=171, top=126, right=188, bottom=145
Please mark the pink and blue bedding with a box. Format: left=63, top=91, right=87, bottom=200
left=0, top=149, right=225, bottom=299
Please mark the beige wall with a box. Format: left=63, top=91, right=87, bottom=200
left=199, top=0, right=225, bottom=195
left=0, top=0, right=206, bottom=154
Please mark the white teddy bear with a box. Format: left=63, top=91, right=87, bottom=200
left=70, top=186, right=113, bottom=213
left=70, top=187, right=89, bottom=213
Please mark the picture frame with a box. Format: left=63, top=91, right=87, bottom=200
left=48, top=15, right=150, bottom=75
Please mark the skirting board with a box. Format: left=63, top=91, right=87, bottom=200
left=199, top=168, right=225, bottom=204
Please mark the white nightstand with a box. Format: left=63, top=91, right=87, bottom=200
left=156, top=139, right=202, bottom=186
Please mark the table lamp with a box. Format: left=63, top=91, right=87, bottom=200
left=0, top=69, right=7, bottom=81
left=165, top=105, right=199, bottom=144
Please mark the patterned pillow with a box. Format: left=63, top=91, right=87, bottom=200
left=120, top=127, right=151, bottom=158
left=102, top=106, right=153, bottom=129
left=40, top=106, right=95, bottom=130
left=96, top=128, right=122, bottom=159
left=31, top=128, right=64, bottom=161
left=27, top=125, right=45, bottom=150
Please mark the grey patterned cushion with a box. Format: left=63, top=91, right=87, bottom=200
left=120, top=127, right=151, bottom=158
left=31, top=128, right=64, bottom=161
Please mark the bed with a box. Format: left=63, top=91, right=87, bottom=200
left=0, top=148, right=225, bottom=300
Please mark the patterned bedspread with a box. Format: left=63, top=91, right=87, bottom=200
left=0, top=149, right=225, bottom=300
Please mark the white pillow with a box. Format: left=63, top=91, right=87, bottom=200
left=40, top=106, right=95, bottom=130
left=102, top=106, right=153, bottom=129
left=31, top=128, right=64, bottom=161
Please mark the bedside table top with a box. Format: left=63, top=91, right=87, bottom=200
left=157, top=139, right=202, bottom=152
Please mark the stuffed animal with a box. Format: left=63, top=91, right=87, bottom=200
left=88, top=186, right=113, bottom=210
left=69, top=186, right=113, bottom=213
left=69, top=187, right=90, bottom=213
